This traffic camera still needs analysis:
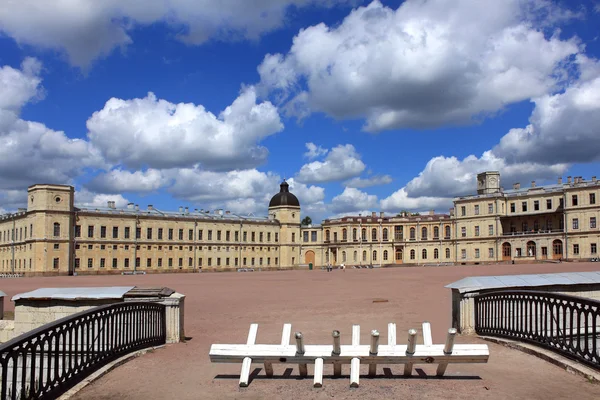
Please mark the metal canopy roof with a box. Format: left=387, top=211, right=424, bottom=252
left=12, top=286, right=135, bottom=301
left=445, top=271, right=600, bottom=294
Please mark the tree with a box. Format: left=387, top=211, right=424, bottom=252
left=301, top=216, right=312, bottom=226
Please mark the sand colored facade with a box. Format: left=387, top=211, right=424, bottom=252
left=1, top=172, right=600, bottom=275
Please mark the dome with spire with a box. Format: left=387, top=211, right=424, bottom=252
left=269, top=180, right=300, bottom=208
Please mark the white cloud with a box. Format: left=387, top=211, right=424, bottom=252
left=303, top=142, right=328, bottom=159
left=0, top=59, right=106, bottom=191
left=493, top=73, right=600, bottom=165
left=331, top=187, right=378, bottom=214
left=344, top=175, right=392, bottom=188
left=380, top=188, right=452, bottom=213
left=86, top=86, right=283, bottom=171
left=75, top=189, right=130, bottom=208
left=0, top=0, right=355, bottom=67
left=258, top=0, right=581, bottom=131
left=296, top=144, right=365, bottom=183
left=0, top=57, right=43, bottom=113
left=287, top=177, right=325, bottom=204
left=86, top=169, right=169, bottom=194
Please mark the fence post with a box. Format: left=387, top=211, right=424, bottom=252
left=239, top=324, right=258, bottom=387
left=436, top=328, right=457, bottom=376
left=350, top=325, right=360, bottom=387
left=332, top=330, right=342, bottom=377
left=369, top=330, right=379, bottom=376
left=295, top=332, right=307, bottom=377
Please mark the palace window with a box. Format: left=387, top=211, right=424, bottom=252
left=190, top=229, right=194, bottom=240
left=573, top=244, right=579, bottom=255
left=534, top=200, right=539, bottom=211
left=488, top=203, right=494, bottom=214
left=113, top=226, right=119, bottom=238
left=572, top=195, right=578, bottom=206
left=383, top=250, right=388, bottom=261
left=342, top=229, right=347, bottom=241
left=474, top=205, right=479, bottom=215
left=446, top=248, right=451, bottom=259
left=461, top=206, right=466, bottom=216
left=373, top=250, right=377, bottom=261
left=522, top=201, right=527, bottom=212
left=445, top=225, right=451, bottom=239
left=410, top=228, right=416, bottom=240
left=88, top=225, right=94, bottom=238
left=475, top=249, right=480, bottom=259
left=434, top=249, right=439, bottom=259
left=592, top=243, right=597, bottom=254
left=488, top=225, right=494, bottom=236
left=510, top=203, right=515, bottom=213
left=422, top=249, right=427, bottom=259
left=547, top=199, right=552, bottom=209
left=363, top=251, right=367, bottom=261
left=53, top=223, right=60, bottom=237
left=410, top=249, right=415, bottom=260
left=179, top=229, right=183, bottom=240
left=383, top=228, right=388, bottom=241
left=354, top=251, right=357, bottom=262
left=461, top=227, right=466, bottom=237
left=591, top=217, right=597, bottom=229
left=100, top=226, right=106, bottom=238
left=136, top=227, right=141, bottom=239
left=489, top=248, right=494, bottom=258
left=433, top=226, right=439, bottom=239
left=461, top=249, right=467, bottom=259
left=421, top=227, right=427, bottom=240
left=590, top=193, right=596, bottom=205
left=147, top=228, right=152, bottom=239
left=474, top=226, right=479, bottom=237
left=311, top=231, right=317, bottom=242
left=573, top=218, right=579, bottom=230
left=372, top=228, right=377, bottom=241
left=303, top=231, right=309, bottom=242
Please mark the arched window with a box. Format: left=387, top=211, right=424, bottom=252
left=362, top=228, right=367, bottom=240
left=373, top=250, right=377, bottom=261
left=410, top=227, right=416, bottom=240
left=422, top=249, right=427, bottom=259
left=445, top=225, right=451, bottom=238
left=421, top=227, right=427, bottom=240
left=433, top=226, right=439, bottom=239
left=325, top=230, right=330, bottom=241
left=353, top=251, right=357, bottom=261
left=342, top=251, right=347, bottom=262
left=445, top=248, right=451, bottom=258
left=434, top=248, right=439, bottom=259
left=410, top=249, right=415, bottom=260
left=383, top=228, right=388, bottom=241
left=353, top=228, right=357, bottom=241
left=53, top=222, right=60, bottom=237
left=383, top=250, right=388, bottom=261
left=372, top=228, right=377, bottom=241
left=342, top=229, right=347, bottom=241
left=333, top=232, right=338, bottom=242
left=363, top=250, right=367, bottom=261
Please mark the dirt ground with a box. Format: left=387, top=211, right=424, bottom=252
left=3, top=262, right=600, bottom=399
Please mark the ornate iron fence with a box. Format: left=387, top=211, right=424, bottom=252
left=0, top=302, right=166, bottom=399
left=474, top=290, right=600, bottom=370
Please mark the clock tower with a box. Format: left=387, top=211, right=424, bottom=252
left=476, top=171, right=500, bottom=195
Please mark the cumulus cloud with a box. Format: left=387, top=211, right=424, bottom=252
left=493, top=74, right=600, bottom=165
left=296, top=144, right=365, bottom=183
left=86, top=169, right=170, bottom=194
left=0, top=59, right=106, bottom=192
left=380, top=188, right=452, bottom=213
left=258, top=0, right=581, bottom=131
left=86, top=86, right=283, bottom=171
left=0, top=0, right=355, bottom=67
left=331, top=187, right=379, bottom=214
left=344, top=175, right=392, bottom=188
left=304, top=142, right=328, bottom=159
left=75, top=189, right=130, bottom=209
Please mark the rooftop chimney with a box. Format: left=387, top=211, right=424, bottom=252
left=135, top=204, right=139, bottom=211
left=449, top=208, right=455, bottom=216
left=513, top=183, right=520, bottom=190
left=185, top=206, right=189, bottom=213
left=148, top=205, right=153, bottom=211
left=593, top=176, right=597, bottom=183
left=179, top=206, right=183, bottom=213
left=127, top=203, right=134, bottom=210
left=380, top=211, right=384, bottom=218
left=531, top=181, right=536, bottom=188
left=429, top=210, right=435, bottom=216
left=226, top=210, right=231, bottom=214
left=558, top=177, right=563, bottom=185
left=371, top=211, right=376, bottom=218
left=567, top=176, right=572, bottom=184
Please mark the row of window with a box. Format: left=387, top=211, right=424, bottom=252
left=460, top=193, right=598, bottom=217
left=572, top=217, right=597, bottom=230
left=323, top=226, right=452, bottom=242
left=74, top=243, right=276, bottom=252
left=72, top=256, right=279, bottom=269
left=1, top=224, right=34, bottom=243
left=0, top=258, right=31, bottom=269
left=72, top=224, right=279, bottom=243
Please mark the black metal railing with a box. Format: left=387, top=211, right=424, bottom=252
left=0, top=302, right=166, bottom=399
left=475, top=291, right=600, bottom=370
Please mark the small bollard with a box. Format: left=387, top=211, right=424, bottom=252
left=295, top=332, right=308, bottom=377
left=332, top=330, right=342, bottom=377
left=369, top=330, right=380, bottom=376
left=436, top=328, right=457, bottom=376
left=404, top=329, right=417, bottom=376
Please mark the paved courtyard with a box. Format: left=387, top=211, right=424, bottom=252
left=3, top=263, right=600, bottom=399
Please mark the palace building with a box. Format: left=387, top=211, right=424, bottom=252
left=1, top=172, right=599, bottom=275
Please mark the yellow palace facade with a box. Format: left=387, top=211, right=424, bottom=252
left=1, top=172, right=599, bottom=275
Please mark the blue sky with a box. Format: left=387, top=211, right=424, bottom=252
left=0, top=0, right=599, bottom=222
